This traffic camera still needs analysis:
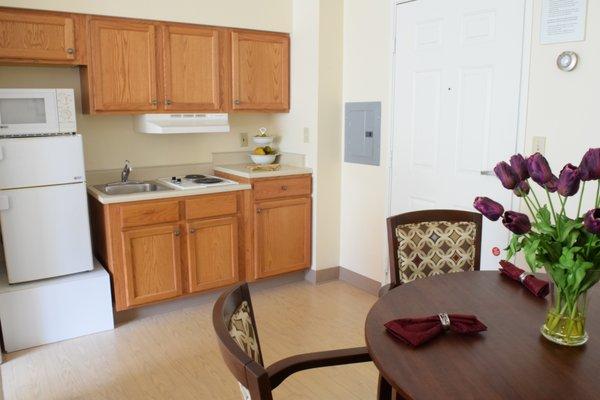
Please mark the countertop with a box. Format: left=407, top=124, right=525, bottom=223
left=213, top=164, right=312, bottom=179
left=87, top=181, right=252, bottom=205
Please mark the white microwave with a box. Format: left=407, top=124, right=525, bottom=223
left=0, top=89, right=77, bottom=137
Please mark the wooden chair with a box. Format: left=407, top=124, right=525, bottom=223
left=212, top=283, right=372, bottom=400
left=380, top=209, right=482, bottom=295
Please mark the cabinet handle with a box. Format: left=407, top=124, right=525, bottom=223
left=190, top=228, right=196, bottom=234
left=257, top=208, right=262, bottom=214
left=66, top=48, right=75, bottom=54
left=165, top=99, right=172, bottom=105
left=151, top=99, right=158, bottom=105
left=281, top=185, right=288, bottom=191
left=174, top=229, right=181, bottom=236
left=234, top=100, right=241, bottom=105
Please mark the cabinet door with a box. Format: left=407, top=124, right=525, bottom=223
left=255, top=197, right=311, bottom=278
left=186, top=216, right=238, bottom=293
left=89, top=18, right=158, bottom=112
left=231, top=30, right=289, bottom=111
left=122, top=224, right=182, bottom=307
left=0, top=10, right=76, bottom=61
left=162, top=25, right=223, bottom=111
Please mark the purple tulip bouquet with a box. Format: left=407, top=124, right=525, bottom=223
left=473, top=149, right=600, bottom=346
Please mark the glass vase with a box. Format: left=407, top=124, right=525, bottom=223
left=541, top=284, right=588, bottom=346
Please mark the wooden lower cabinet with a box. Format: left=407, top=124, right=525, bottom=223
left=214, top=172, right=313, bottom=281
left=186, top=216, right=238, bottom=293
left=89, top=175, right=312, bottom=311
left=122, top=224, right=182, bottom=307
left=89, top=191, right=244, bottom=311
left=255, top=197, right=311, bottom=278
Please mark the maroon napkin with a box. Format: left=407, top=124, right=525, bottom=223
left=384, top=314, right=487, bottom=347
left=499, top=260, right=549, bottom=298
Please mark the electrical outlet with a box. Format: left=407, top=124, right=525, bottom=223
left=303, top=127, right=310, bottom=144
left=240, top=132, right=248, bottom=147
left=532, top=136, right=546, bottom=155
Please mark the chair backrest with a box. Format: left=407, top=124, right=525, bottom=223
left=213, top=283, right=272, bottom=400
left=387, top=209, right=482, bottom=288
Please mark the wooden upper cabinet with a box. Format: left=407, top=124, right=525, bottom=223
left=0, top=9, right=79, bottom=63
left=162, top=25, right=225, bottom=111
left=186, top=216, right=238, bottom=293
left=88, top=18, right=158, bottom=112
left=122, top=224, right=182, bottom=307
left=254, top=197, right=311, bottom=279
left=231, top=30, right=290, bottom=112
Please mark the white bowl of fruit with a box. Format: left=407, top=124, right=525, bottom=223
left=250, top=146, right=277, bottom=165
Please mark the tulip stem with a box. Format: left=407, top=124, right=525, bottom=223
left=530, top=185, right=543, bottom=210
left=523, top=196, right=538, bottom=221
left=545, top=189, right=558, bottom=225
left=559, top=196, right=568, bottom=218
left=595, top=181, right=600, bottom=208
left=577, top=181, right=586, bottom=219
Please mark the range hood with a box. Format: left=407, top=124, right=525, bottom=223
left=133, top=113, right=230, bottom=134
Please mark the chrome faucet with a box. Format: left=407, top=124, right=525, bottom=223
left=121, top=160, right=132, bottom=183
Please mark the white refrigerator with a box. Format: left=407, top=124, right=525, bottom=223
left=0, top=134, right=93, bottom=283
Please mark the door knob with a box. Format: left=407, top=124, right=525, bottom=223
left=174, top=229, right=181, bottom=236
left=165, top=99, right=172, bottom=105
left=257, top=208, right=262, bottom=214
left=151, top=99, right=158, bottom=105
left=281, top=185, right=288, bottom=191
left=234, top=100, right=241, bottom=105
left=66, top=48, right=75, bottom=54
left=189, top=228, right=196, bottom=234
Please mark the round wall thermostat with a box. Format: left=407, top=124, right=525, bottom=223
left=557, top=51, right=578, bottom=72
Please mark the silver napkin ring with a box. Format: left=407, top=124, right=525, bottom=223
left=438, top=313, right=451, bottom=331
left=518, top=272, right=529, bottom=283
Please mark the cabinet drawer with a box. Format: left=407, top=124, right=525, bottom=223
left=185, top=192, right=238, bottom=220
left=253, top=176, right=311, bottom=200
left=120, top=201, right=180, bottom=228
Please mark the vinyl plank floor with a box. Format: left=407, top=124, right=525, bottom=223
left=1, top=280, right=378, bottom=400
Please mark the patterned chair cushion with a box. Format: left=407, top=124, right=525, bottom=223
left=228, top=301, right=261, bottom=363
left=395, top=221, right=476, bottom=283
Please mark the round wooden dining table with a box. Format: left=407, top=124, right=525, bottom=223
left=365, top=271, right=600, bottom=400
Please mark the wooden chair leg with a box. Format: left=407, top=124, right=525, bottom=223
left=377, top=374, right=392, bottom=400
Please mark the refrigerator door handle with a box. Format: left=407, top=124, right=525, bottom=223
left=0, top=145, right=3, bottom=160
left=0, top=195, right=9, bottom=210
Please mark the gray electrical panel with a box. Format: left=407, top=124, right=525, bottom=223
left=344, top=102, right=381, bottom=166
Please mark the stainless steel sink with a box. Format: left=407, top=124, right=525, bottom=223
left=95, top=181, right=172, bottom=195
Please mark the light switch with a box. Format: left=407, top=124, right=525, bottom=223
left=532, top=136, right=546, bottom=155
left=303, top=127, right=310, bottom=143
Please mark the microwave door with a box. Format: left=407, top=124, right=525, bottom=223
left=0, top=135, right=85, bottom=189
left=0, top=89, right=59, bottom=135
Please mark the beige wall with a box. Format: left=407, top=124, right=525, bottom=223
left=340, top=0, right=392, bottom=282
left=0, top=66, right=279, bottom=171
left=270, top=0, right=344, bottom=271
left=315, top=0, right=343, bottom=269
left=526, top=0, right=600, bottom=174
left=0, top=0, right=292, bottom=171
left=2, top=0, right=291, bottom=32
left=340, top=0, right=600, bottom=283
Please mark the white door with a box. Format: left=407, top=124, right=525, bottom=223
left=0, top=183, right=93, bottom=283
left=0, top=135, right=85, bottom=189
left=390, top=0, right=527, bottom=269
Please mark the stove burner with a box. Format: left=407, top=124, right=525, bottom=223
left=194, top=177, right=223, bottom=184
left=184, top=174, right=206, bottom=180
